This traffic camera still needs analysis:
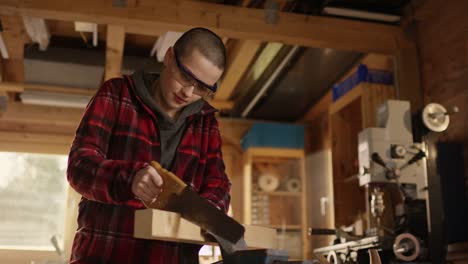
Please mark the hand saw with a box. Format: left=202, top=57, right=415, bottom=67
left=143, top=161, right=245, bottom=245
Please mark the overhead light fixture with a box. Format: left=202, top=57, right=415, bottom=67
left=22, top=16, right=50, bottom=51
left=74, top=21, right=98, bottom=47
left=323, top=7, right=401, bottom=23
left=150, top=31, right=183, bottom=62
left=20, top=90, right=92, bottom=108
left=241, top=45, right=300, bottom=118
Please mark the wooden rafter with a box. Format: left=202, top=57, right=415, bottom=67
left=0, top=15, right=26, bottom=113
left=0, top=0, right=410, bottom=53
left=0, top=15, right=26, bottom=82
left=0, top=82, right=234, bottom=110
left=0, top=82, right=96, bottom=95
left=213, top=0, right=259, bottom=101
left=104, top=24, right=125, bottom=81
left=216, top=40, right=261, bottom=100
left=1, top=102, right=84, bottom=127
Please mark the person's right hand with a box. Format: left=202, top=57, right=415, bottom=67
left=132, top=165, right=163, bottom=203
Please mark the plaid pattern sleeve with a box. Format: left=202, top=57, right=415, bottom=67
left=199, top=117, right=231, bottom=213
left=67, top=79, right=148, bottom=204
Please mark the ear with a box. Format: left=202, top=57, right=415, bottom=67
left=163, top=47, right=173, bottom=67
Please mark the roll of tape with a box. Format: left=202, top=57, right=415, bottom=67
left=258, top=173, right=280, bottom=192
left=286, top=178, right=301, bottom=192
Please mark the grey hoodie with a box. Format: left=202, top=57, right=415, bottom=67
left=131, top=70, right=204, bottom=169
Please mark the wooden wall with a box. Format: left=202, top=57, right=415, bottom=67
left=415, top=0, right=468, bottom=194
left=302, top=54, right=394, bottom=252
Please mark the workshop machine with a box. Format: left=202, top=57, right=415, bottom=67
left=313, top=100, right=460, bottom=263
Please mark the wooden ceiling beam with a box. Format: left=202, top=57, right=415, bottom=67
left=0, top=99, right=235, bottom=135
left=0, top=14, right=26, bottom=113
left=0, top=15, right=26, bottom=82
left=0, top=131, right=73, bottom=145
left=0, top=0, right=409, bottom=53
left=104, top=24, right=125, bottom=81
left=216, top=40, right=261, bottom=100
left=0, top=82, right=234, bottom=110
left=0, top=82, right=96, bottom=95
left=0, top=102, right=84, bottom=127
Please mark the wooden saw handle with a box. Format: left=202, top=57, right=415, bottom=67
left=142, top=161, right=187, bottom=209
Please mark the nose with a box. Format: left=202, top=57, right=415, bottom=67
left=181, top=84, right=195, bottom=97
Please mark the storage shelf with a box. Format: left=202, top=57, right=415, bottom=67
left=254, top=191, right=301, bottom=197
left=243, top=147, right=307, bottom=259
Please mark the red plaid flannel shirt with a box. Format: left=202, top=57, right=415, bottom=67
left=67, top=76, right=231, bottom=263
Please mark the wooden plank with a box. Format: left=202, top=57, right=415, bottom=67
left=104, top=24, right=125, bottom=81
left=0, top=82, right=24, bottom=93
left=216, top=40, right=261, bottom=100
left=0, top=131, right=73, bottom=145
left=0, top=15, right=26, bottom=82
left=134, top=209, right=278, bottom=249
left=0, top=82, right=233, bottom=109
left=0, top=130, right=72, bottom=154
left=0, top=119, right=76, bottom=135
left=0, top=0, right=408, bottom=53
left=0, top=82, right=97, bottom=95
left=206, top=98, right=234, bottom=110
left=0, top=141, right=70, bottom=154
left=0, top=103, right=244, bottom=139
left=299, top=154, right=309, bottom=259
left=0, top=249, right=61, bottom=264
left=247, top=147, right=304, bottom=159
left=1, top=14, right=25, bottom=109
left=243, top=151, right=253, bottom=224
left=0, top=102, right=84, bottom=126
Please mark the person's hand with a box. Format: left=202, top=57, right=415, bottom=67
left=132, top=165, right=163, bottom=203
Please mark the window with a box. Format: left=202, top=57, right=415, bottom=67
left=0, top=152, right=68, bottom=250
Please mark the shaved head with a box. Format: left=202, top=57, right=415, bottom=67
left=173, top=27, right=226, bottom=71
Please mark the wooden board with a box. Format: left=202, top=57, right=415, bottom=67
left=134, top=209, right=277, bottom=249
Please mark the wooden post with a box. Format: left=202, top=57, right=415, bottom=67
left=394, top=45, right=424, bottom=112
left=104, top=24, right=125, bottom=81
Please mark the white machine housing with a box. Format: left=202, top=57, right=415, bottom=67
left=358, top=100, right=428, bottom=200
